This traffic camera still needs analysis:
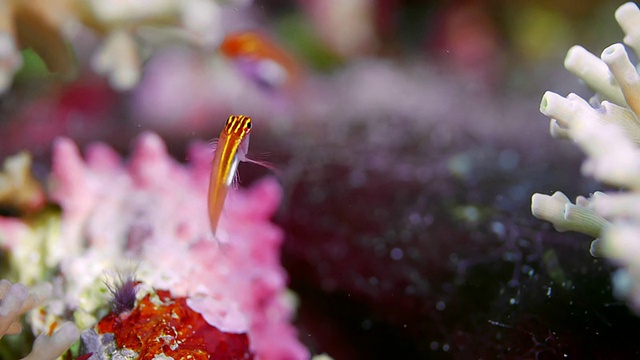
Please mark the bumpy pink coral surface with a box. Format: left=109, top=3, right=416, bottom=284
left=49, top=132, right=308, bottom=359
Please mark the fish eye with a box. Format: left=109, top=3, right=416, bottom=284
left=246, top=121, right=252, bottom=129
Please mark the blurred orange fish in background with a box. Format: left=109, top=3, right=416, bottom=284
left=220, top=31, right=304, bottom=91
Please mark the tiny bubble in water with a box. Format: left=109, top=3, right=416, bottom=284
left=390, top=247, right=404, bottom=260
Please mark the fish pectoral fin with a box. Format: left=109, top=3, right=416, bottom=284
left=232, top=170, right=240, bottom=189
left=241, top=154, right=281, bottom=177
left=224, top=156, right=241, bottom=186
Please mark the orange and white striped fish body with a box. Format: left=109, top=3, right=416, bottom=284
left=207, top=115, right=254, bottom=236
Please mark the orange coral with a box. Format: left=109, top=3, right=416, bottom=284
left=96, top=289, right=253, bottom=360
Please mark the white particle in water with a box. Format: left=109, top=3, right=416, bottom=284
left=390, top=247, right=404, bottom=260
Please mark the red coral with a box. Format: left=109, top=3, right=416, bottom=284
left=96, top=290, right=253, bottom=359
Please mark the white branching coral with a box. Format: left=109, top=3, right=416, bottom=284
left=0, top=280, right=79, bottom=360
left=532, top=2, right=640, bottom=313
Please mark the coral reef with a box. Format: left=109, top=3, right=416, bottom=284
left=0, top=133, right=308, bottom=359
left=0, top=0, right=245, bottom=92
left=4, top=0, right=640, bottom=358
left=532, top=2, right=640, bottom=314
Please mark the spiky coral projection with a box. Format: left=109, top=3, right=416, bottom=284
left=531, top=2, right=640, bottom=313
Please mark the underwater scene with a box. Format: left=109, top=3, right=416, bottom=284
left=1, top=0, right=640, bottom=359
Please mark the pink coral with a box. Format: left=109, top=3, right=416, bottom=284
left=48, top=132, right=308, bottom=359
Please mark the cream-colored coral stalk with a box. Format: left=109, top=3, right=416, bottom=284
left=564, top=45, right=626, bottom=106
left=540, top=91, right=640, bottom=145
left=0, top=280, right=52, bottom=337
left=531, top=191, right=609, bottom=238
left=21, top=322, right=79, bottom=360
left=616, top=2, right=640, bottom=58
left=601, top=43, right=640, bottom=117
left=0, top=280, right=79, bottom=360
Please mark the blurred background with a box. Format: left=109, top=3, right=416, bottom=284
left=2, top=0, right=640, bottom=358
